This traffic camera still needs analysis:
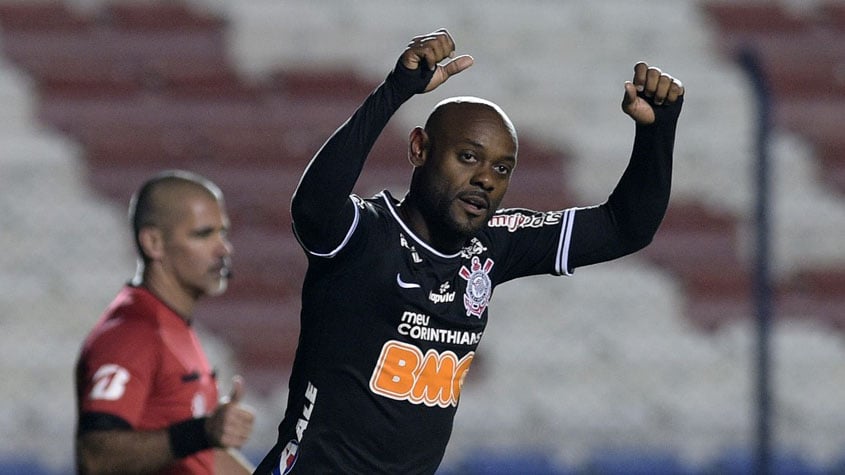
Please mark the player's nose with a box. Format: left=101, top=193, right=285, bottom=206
left=470, top=165, right=495, bottom=191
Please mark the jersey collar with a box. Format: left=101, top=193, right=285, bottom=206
left=378, top=190, right=464, bottom=260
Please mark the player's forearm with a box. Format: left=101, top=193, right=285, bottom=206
left=567, top=98, right=683, bottom=269
left=291, top=82, right=394, bottom=219
left=291, top=62, right=430, bottom=239
left=605, top=97, right=683, bottom=248
left=77, top=417, right=214, bottom=474
left=77, top=429, right=176, bottom=474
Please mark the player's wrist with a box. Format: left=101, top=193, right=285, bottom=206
left=389, top=58, right=433, bottom=97
left=168, top=417, right=212, bottom=459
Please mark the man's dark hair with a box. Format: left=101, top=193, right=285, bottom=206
left=128, top=169, right=223, bottom=261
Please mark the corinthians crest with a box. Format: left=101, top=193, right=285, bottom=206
left=459, top=256, right=494, bottom=318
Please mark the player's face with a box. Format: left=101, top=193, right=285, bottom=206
left=160, top=194, right=233, bottom=299
left=418, top=105, right=517, bottom=238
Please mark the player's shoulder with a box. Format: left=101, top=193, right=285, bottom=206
left=352, top=191, right=403, bottom=229
left=82, top=312, right=160, bottom=363
left=91, top=287, right=168, bottom=339
left=353, top=192, right=393, bottom=213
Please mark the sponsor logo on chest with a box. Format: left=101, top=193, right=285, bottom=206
left=429, top=281, right=456, bottom=304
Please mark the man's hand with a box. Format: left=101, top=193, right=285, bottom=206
left=400, top=28, right=474, bottom=93
left=622, top=62, right=684, bottom=125
left=205, top=376, right=255, bottom=449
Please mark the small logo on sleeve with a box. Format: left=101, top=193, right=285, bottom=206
left=89, top=364, right=130, bottom=401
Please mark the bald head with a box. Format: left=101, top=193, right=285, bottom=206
left=424, top=96, right=518, bottom=153
left=129, top=170, right=224, bottom=261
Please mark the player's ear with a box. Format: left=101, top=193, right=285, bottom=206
left=138, top=226, right=165, bottom=261
left=408, top=126, right=428, bottom=168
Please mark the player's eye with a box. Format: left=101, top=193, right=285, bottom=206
left=193, top=227, right=215, bottom=239
left=459, top=151, right=477, bottom=162
left=494, top=164, right=512, bottom=176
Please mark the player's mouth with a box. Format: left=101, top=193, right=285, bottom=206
left=211, top=260, right=232, bottom=279
left=457, top=192, right=489, bottom=216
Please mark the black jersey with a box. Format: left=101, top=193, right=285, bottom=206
left=255, top=57, right=681, bottom=474
left=271, top=191, right=574, bottom=473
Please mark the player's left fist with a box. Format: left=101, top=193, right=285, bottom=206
left=622, top=61, right=684, bottom=125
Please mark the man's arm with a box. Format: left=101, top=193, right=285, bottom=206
left=290, top=29, right=473, bottom=253
left=77, top=427, right=177, bottom=474
left=77, top=378, right=255, bottom=474
left=77, top=425, right=256, bottom=475
left=568, top=62, right=684, bottom=269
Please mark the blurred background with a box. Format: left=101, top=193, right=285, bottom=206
left=0, top=0, right=844, bottom=473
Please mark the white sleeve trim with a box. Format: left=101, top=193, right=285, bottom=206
left=295, top=195, right=361, bottom=259
left=555, top=208, right=576, bottom=276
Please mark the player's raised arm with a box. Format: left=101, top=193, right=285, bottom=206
left=290, top=29, right=473, bottom=254
left=567, top=61, right=684, bottom=270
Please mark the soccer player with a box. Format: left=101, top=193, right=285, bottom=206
left=75, top=170, right=255, bottom=474
left=254, top=28, right=684, bottom=474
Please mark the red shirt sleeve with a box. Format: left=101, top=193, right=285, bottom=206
left=78, top=313, right=160, bottom=428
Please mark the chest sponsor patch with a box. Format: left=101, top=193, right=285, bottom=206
left=369, top=340, right=474, bottom=408
left=429, top=281, right=456, bottom=304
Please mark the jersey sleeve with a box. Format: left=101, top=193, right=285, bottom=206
left=298, top=194, right=391, bottom=268
left=567, top=97, right=682, bottom=270
left=77, top=316, right=160, bottom=429
left=291, top=62, right=432, bottom=256
left=487, top=97, right=682, bottom=277
left=485, top=207, right=577, bottom=282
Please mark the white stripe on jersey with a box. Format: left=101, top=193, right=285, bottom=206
left=556, top=208, right=576, bottom=276
left=297, top=195, right=362, bottom=258
left=380, top=191, right=463, bottom=259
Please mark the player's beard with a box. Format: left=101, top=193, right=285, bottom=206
left=419, top=182, right=492, bottom=243
left=207, top=259, right=231, bottom=296
left=209, top=276, right=228, bottom=297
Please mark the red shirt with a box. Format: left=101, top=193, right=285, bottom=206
left=76, top=285, right=218, bottom=474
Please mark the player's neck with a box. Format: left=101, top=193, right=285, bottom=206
left=397, top=199, right=465, bottom=254
left=139, top=269, right=196, bottom=323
